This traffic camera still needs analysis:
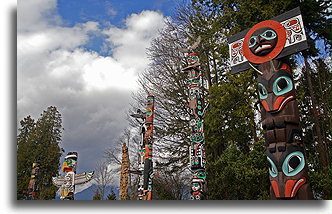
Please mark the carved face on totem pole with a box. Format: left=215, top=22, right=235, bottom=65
left=190, top=177, right=206, bottom=200
left=62, top=152, right=78, bottom=172
left=187, top=53, right=200, bottom=65
left=62, top=171, right=75, bottom=200
left=257, top=61, right=307, bottom=198
left=227, top=7, right=312, bottom=199
left=258, top=63, right=295, bottom=113
left=248, top=27, right=278, bottom=56
left=239, top=10, right=311, bottom=199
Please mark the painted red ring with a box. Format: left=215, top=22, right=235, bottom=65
left=243, top=20, right=286, bottom=64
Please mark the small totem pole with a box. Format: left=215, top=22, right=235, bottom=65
left=119, top=143, right=130, bottom=200
left=180, top=36, right=208, bottom=200
left=130, top=95, right=155, bottom=200
left=228, top=7, right=313, bottom=199
left=24, top=161, right=40, bottom=200
left=52, top=152, right=94, bottom=200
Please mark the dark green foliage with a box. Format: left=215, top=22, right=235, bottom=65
left=106, top=188, right=117, bottom=200
left=205, top=70, right=258, bottom=157
left=297, top=58, right=331, bottom=199
left=204, top=70, right=269, bottom=199
left=207, top=141, right=270, bottom=199
left=308, top=167, right=331, bottom=200
left=152, top=179, right=178, bottom=200
left=92, top=191, right=102, bottom=200
left=17, top=106, right=63, bottom=200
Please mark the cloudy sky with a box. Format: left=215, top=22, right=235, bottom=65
left=17, top=0, right=180, bottom=189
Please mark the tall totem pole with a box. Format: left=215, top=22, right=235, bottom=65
left=52, top=152, right=94, bottom=200
left=180, top=36, right=208, bottom=200
left=24, top=161, right=40, bottom=200
left=119, top=143, right=129, bottom=200
left=130, top=95, right=155, bottom=200
left=228, top=7, right=313, bottom=199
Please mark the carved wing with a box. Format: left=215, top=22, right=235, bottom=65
left=52, top=176, right=65, bottom=187
left=74, top=171, right=94, bottom=185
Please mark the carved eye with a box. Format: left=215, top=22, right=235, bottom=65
left=267, top=156, right=278, bottom=178
left=260, top=30, right=277, bottom=40
left=282, top=151, right=305, bottom=176
left=249, top=36, right=257, bottom=48
left=190, top=133, right=204, bottom=143
left=192, top=183, right=200, bottom=190
left=258, top=83, right=268, bottom=100
left=273, top=76, right=293, bottom=96
left=197, top=171, right=206, bottom=179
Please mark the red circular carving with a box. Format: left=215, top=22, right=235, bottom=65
left=243, top=20, right=286, bottom=64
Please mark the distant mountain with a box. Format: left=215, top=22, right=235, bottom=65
left=55, top=184, right=119, bottom=200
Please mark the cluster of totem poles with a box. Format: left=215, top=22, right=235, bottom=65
left=24, top=7, right=315, bottom=200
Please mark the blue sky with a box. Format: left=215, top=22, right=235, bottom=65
left=56, top=0, right=182, bottom=55
left=57, top=0, right=179, bottom=27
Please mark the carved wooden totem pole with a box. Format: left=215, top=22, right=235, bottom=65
left=130, top=95, right=155, bottom=200
left=52, top=152, right=94, bottom=200
left=228, top=7, right=313, bottom=199
left=24, top=161, right=40, bottom=200
left=180, top=36, right=208, bottom=200
left=119, top=143, right=129, bottom=200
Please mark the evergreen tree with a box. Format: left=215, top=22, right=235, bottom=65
left=17, top=106, right=63, bottom=200
left=297, top=58, right=331, bottom=199
left=92, top=190, right=102, bottom=200
left=207, top=141, right=270, bottom=199
left=106, top=188, right=117, bottom=200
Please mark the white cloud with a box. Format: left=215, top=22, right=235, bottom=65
left=82, top=55, right=138, bottom=91
left=17, top=0, right=60, bottom=31
left=17, top=0, right=166, bottom=193
left=18, top=22, right=99, bottom=57
left=103, top=10, right=165, bottom=73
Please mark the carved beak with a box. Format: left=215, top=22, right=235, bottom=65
left=284, top=177, right=306, bottom=198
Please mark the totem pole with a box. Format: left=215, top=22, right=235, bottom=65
left=129, top=95, right=155, bottom=200
left=24, top=161, right=40, bottom=200
left=180, top=36, right=208, bottom=200
left=119, top=143, right=129, bottom=200
left=52, top=152, right=94, bottom=200
left=228, top=7, right=313, bottom=199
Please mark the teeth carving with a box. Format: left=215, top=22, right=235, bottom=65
left=255, top=44, right=272, bottom=53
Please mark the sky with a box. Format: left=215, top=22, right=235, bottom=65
left=1, top=0, right=331, bottom=212
left=17, top=0, right=182, bottom=194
